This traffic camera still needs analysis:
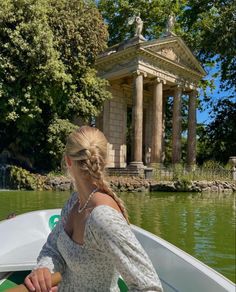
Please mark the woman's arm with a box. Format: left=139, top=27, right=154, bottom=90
left=24, top=193, right=77, bottom=291
left=35, top=192, right=77, bottom=273
left=90, top=206, right=163, bottom=292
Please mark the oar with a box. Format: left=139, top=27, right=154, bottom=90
left=6, top=272, right=62, bottom=292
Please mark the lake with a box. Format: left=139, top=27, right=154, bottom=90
left=0, top=190, right=235, bottom=283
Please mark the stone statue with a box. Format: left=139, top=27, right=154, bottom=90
left=135, top=14, right=143, bottom=36
left=145, top=146, right=151, bottom=165
left=166, top=12, right=176, bottom=36
left=128, top=13, right=143, bottom=37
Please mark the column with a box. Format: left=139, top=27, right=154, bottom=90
left=151, top=78, right=164, bottom=164
left=187, top=90, right=197, bottom=167
left=131, top=70, right=145, bottom=167
left=161, top=93, right=167, bottom=163
left=172, top=86, right=182, bottom=164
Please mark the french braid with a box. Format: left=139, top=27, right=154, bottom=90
left=65, top=126, right=129, bottom=223
left=78, top=147, right=129, bottom=223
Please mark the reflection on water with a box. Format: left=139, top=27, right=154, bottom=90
left=0, top=190, right=235, bottom=283
left=119, top=192, right=236, bottom=283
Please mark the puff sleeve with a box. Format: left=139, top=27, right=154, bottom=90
left=90, top=206, right=163, bottom=292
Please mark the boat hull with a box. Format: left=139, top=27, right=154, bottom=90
left=0, top=209, right=235, bottom=291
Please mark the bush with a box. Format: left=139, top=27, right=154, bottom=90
left=47, top=119, right=78, bottom=170
left=9, top=166, right=45, bottom=190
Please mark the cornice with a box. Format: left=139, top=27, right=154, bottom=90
left=140, top=36, right=206, bottom=76
left=138, top=49, right=203, bottom=80
left=96, top=37, right=205, bottom=84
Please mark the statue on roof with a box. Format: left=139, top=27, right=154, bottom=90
left=128, top=13, right=143, bottom=37
left=135, top=14, right=143, bottom=36
left=165, top=12, right=176, bottom=36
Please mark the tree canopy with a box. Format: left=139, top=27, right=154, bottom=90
left=197, top=98, right=236, bottom=164
left=0, top=0, right=110, bottom=170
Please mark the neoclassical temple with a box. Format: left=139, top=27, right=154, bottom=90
left=95, top=22, right=205, bottom=169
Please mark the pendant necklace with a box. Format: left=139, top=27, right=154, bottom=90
left=78, top=187, right=98, bottom=214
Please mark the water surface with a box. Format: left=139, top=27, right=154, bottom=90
left=0, top=190, right=235, bottom=283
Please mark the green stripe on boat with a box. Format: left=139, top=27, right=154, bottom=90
left=0, top=271, right=30, bottom=291
left=0, top=271, right=128, bottom=292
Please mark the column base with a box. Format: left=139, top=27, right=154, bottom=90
left=128, top=161, right=144, bottom=169
left=150, top=162, right=162, bottom=170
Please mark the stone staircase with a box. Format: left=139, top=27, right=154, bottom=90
left=106, top=167, right=143, bottom=177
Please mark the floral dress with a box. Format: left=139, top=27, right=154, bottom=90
left=36, top=193, right=163, bottom=291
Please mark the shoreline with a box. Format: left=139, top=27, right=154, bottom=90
left=45, top=175, right=236, bottom=194
left=2, top=165, right=236, bottom=193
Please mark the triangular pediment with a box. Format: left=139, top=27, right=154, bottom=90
left=140, top=36, right=206, bottom=76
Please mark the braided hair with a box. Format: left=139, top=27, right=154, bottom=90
left=65, top=126, right=129, bottom=223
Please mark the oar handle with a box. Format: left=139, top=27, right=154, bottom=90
left=6, top=272, right=62, bottom=292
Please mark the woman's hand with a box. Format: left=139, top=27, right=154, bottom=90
left=24, top=268, right=58, bottom=292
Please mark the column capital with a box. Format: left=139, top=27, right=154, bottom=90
left=184, top=82, right=198, bottom=91
left=189, top=89, right=198, bottom=96
left=132, top=70, right=147, bottom=77
left=176, top=83, right=184, bottom=89
left=174, top=84, right=183, bottom=94
left=155, top=77, right=166, bottom=84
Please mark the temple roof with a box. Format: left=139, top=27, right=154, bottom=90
left=96, top=35, right=206, bottom=87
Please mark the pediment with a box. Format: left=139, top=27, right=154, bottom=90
left=141, top=37, right=206, bottom=76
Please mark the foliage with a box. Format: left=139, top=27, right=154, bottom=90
left=197, top=99, right=236, bottom=164
left=47, top=119, right=78, bottom=169
left=9, top=165, right=46, bottom=190
left=0, top=0, right=111, bottom=170
left=154, top=161, right=233, bottom=182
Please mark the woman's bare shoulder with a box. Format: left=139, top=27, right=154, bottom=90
left=93, top=192, right=122, bottom=214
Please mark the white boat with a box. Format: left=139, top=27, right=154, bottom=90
left=0, top=209, right=235, bottom=291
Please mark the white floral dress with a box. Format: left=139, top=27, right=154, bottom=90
left=36, top=193, right=163, bottom=291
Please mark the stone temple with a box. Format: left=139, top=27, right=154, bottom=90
left=95, top=17, right=206, bottom=171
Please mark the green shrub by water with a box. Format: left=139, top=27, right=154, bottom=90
left=9, top=166, right=46, bottom=190
left=154, top=160, right=233, bottom=182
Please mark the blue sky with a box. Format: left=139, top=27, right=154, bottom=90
left=197, top=65, right=235, bottom=125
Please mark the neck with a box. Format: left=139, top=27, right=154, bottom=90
left=75, top=180, right=97, bottom=206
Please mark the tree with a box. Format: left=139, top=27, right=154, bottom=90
left=180, top=0, right=236, bottom=90
left=197, top=98, right=236, bottom=164
left=0, top=0, right=110, bottom=170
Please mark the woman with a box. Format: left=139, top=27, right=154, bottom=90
left=25, top=126, right=163, bottom=292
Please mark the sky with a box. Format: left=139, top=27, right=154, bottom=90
left=197, top=66, right=235, bottom=125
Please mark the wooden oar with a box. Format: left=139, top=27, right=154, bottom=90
left=6, top=272, right=62, bottom=292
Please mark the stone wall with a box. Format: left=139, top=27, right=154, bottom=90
left=101, top=85, right=127, bottom=168
left=4, top=165, right=236, bottom=193
left=44, top=176, right=236, bottom=194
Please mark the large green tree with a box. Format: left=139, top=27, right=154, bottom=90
left=0, top=0, right=110, bottom=170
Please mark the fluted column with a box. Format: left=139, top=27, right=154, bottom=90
left=172, top=86, right=182, bottom=164
left=151, top=78, right=164, bottom=164
left=131, top=70, right=146, bottom=167
left=187, top=90, right=197, bottom=167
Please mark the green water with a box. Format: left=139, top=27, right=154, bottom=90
left=0, top=190, right=235, bottom=283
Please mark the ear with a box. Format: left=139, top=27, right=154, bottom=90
left=65, top=155, right=72, bottom=167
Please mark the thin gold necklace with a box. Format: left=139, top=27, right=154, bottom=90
left=78, top=188, right=98, bottom=214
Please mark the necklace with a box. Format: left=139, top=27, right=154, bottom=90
left=78, top=187, right=98, bottom=214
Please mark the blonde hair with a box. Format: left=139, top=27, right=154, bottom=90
left=65, top=126, right=129, bottom=223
